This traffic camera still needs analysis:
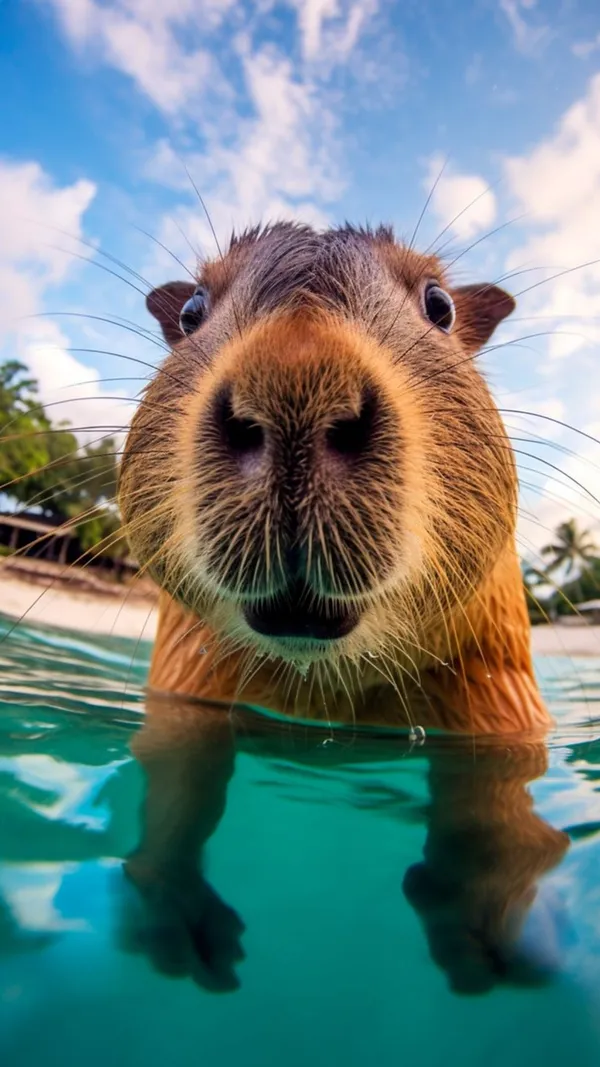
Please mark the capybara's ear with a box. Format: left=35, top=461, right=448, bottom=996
left=146, top=281, right=197, bottom=348
left=451, top=283, right=516, bottom=353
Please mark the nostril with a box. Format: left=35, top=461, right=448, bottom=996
left=214, top=386, right=265, bottom=459
left=225, top=413, right=264, bottom=455
left=325, top=388, right=377, bottom=459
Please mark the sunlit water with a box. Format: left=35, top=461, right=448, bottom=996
left=1, top=612, right=600, bottom=1066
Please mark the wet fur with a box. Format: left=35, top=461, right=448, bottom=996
left=120, top=222, right=550, bottom=735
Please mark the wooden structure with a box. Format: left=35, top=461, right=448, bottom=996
left=0, top=513, right=75, bottom=565
left=577, top=600, right=600, bottom=625
left=0, top=513, right=138, bottom=577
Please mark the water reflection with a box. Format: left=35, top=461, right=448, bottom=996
left=2, top=611, right=600, bottom=1003
left=121, top=697, right=569, bottom=995
left=121, top=702, right=244, bottom=992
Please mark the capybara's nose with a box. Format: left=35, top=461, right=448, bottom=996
left=212, top=381, right=379, bottom=475
left=213, top=384, right=267, bottom=472
left=322, top=387, right=378, bottom=463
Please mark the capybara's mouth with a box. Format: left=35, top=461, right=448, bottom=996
left=242, top=583, right=359, bottom=642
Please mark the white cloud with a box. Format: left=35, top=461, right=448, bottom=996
left=516, top=420, right=600, bottom=559
left=0, top=158, right=130, bottom=443
left=43, top=0, right=385, bottom=251
left=40, top=0, right=234, bottom=113
left=503, top=73, right=600, bottom=362
left=42, top=0, right=387, bottom=115
left=499, top=0, right=551, bottom=55
left=41, top=0, right=382, bottom=117
left=499, top=76, right=600, bottom=552
left=0, top=159, right=95, bottom=333
left=571, top=34, right=600, bottom=60
left=32, top=0, right=389, bottom=448
left=422, top=78, right=600, bottom=558
left=238, top=45, right=341, bottom=202
left=494, top=390, right=566, bottom=441
left=20, top=321, right=135, bottom=444
left=491, top=391, right=588, bottom=560
left=291, top=0, right=340, bottom=60
left=286, top=0, right=378, bottom=63
left=424, top=155, right=497, bottom=241
left=144, top=44, right=344, bottom=272
left=149, top=193, right=330, bottom=283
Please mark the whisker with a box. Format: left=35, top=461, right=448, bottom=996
left=514, top=258, right=600, bottom=300
left=43, top=241, right=149, bottom=300
left=133, top=224, right=197, bottom=281
left=500, top=409, right=600, bottom=448
left=407, top=155, right=449, bottom=252
left=63, top=377, right=150, bottom=388
left=0, top=427, right=123, bottom=494
left=423, top=176, right=504, bottom=257
left=412, top=329, right=577, bottom=390
left=179, top=159, right=245, bottom=340
left=439, top=215, right=526, bottom=275
left=23, top=312, right=169, bottom=351
left=60, top=346, right=192, bottom=391
left=34, top=216, right=160, bottom=292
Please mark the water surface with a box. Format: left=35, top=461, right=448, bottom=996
left=1, top=613, right=600, bottom=1066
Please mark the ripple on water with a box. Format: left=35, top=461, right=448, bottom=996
left=1, top=613, right=600, bottom=1067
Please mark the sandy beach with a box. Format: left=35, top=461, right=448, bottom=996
left=2, top=562, right=600, bottom=656
left=530, top=622, right=600, bottom=658
left=0, top=560, right=159, bottom=641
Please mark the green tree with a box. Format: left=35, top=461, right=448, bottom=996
left=551, top=557, right=600, bottom=615
left=540, top=519, right=598, bottom=578
left=0, top=360, right=126, bottom=561
left=522, top=560, right=546, bottom=589
left=521, top=560, right=553, bottom=624
left=0, top=361, right=50, bottom=494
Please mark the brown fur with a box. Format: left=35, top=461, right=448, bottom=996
left=120, top=222, right=550, bottom=736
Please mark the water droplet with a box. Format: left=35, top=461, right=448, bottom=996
left=485, top=672, right=492, bottom=680
left=408, top=724, right=426, bottom=745
left=198, top=647, right=208, bottom=656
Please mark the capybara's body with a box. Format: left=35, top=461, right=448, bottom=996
left=120, top=223, right=549, bottom=735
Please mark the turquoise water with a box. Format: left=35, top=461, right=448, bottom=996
left=1, top=614, right=600, bottom=1066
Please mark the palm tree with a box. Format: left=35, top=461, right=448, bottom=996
left=521, top=559, right=557, bottom=623
left=521, top=560, right=546, bottom=587
left=540, top=519, right=598, bottom=578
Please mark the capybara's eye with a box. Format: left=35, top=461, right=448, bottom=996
left=422, top=283, right=455, bottom=333
left=179, top=285, right=211, bottom=336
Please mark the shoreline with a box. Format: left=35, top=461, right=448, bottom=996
left=2, top=569, right=600, bottom=656
left=0, top=563, right=158, bottom=641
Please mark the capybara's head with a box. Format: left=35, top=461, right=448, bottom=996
left=120, top=223, right=517, bottom=670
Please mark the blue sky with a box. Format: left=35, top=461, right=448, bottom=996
left=2, top=0, right=600, bottom=557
